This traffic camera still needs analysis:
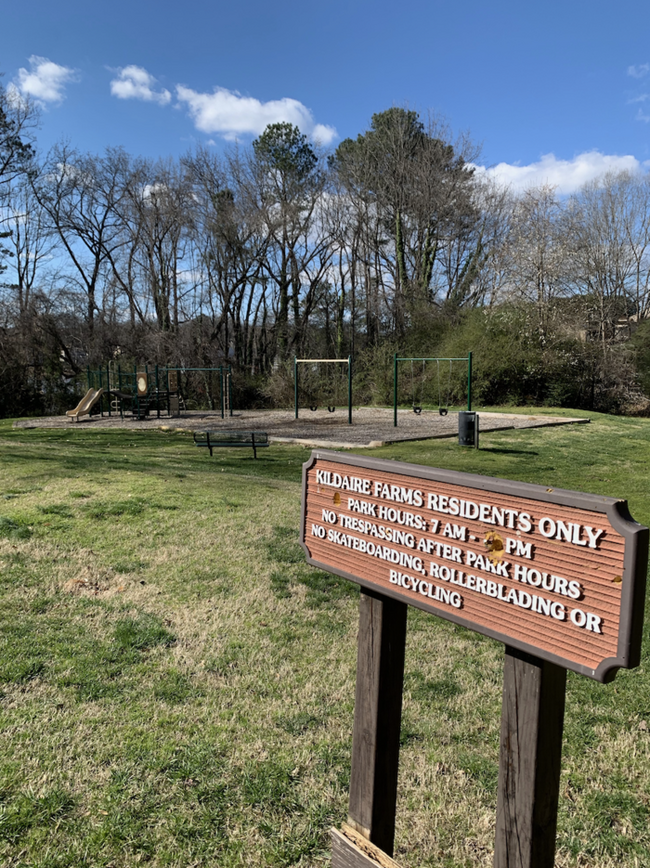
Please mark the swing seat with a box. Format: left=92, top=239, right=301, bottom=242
left=310, top=405, right=318, bottom=412
left=413, top=406, right=422, bottom=415
left=328, top=405, right=336, bottom=413
left=439, top=408, right=448, bottom=416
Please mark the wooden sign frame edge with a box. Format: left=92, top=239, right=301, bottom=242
left=300, top=449, right=649, bottom=683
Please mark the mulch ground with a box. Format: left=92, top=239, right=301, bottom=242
left=14, top=407, right=589, bottom=448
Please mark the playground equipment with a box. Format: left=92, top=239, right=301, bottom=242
left=435, top=359, right=452, bottom=416
left=85, top=364, right=233, bottom=420
left=410, top=361, right=424, bottom=414
left=294, top=356, right=352, bottom=425
left=66, top=388, right=104, bottom=422
left=409, top=359, right=452, bottom=415
left=393, top=352, right=472, bottom=426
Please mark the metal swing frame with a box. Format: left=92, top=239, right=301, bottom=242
left=393, top=352, right=472, bottom=427
left=294, top=356, right=353, bottom=425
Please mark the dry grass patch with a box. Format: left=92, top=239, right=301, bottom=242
left=1, top=418, right=650, bottom=865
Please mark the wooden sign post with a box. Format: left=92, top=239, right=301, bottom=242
left=300, top=451, right=648, bottom=868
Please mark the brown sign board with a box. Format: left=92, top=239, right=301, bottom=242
left=301, top=451, right=649, bottom=682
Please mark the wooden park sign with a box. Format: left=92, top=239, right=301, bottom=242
left=300, top=450, right=649, bottom=868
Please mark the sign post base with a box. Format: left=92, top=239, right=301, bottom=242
left=331, top=825, right=404, bottom=868
left=494, top=647, right=567, bottom=868
left=348, top=591, right=407, bottom=856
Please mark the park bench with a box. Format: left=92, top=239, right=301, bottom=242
left=193, top=430, right=269, bottom=459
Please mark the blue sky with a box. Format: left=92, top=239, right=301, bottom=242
left=3, top=0, right=650, bottom=193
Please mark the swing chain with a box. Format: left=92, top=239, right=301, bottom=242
left=412, top=360, right=423, bottom=414
left=437, top=359, right=451, bottom=416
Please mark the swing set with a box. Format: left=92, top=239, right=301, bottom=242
left=393, top=352, right=472, bottom=427
left=294, top=356, right=353, bottom=425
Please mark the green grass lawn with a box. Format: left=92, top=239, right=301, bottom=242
left=1, top=411, right=650, bottom=867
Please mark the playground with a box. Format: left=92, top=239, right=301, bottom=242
left=22, top=353, right=586, bottom=447
left=13, top=406, right=589, bottom=447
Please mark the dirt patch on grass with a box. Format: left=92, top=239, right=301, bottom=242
left=14, top=407, right=589, bottom=447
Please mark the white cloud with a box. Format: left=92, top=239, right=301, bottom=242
left=139, top=182, right=171, bottom=203
left=108, top=64, right=336, bottom=144
left=175, top=84, right=337, bottom=145
left=312, top=124, right=337, bottom=146
left=637, top=108, right=650, bottom=123
left=10, top=56, right=78, bottom=106
left=110, top=65, right=171, bottom=106
left=476, top=151, right=642, bottom=196
left=628, top=63, right=650, bottom=79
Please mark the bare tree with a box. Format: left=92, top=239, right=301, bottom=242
left=121, top=158, right=192, bottom=335
left=456, top=179, right=514, bottom=309
left=0, top=83, right=36, bottom=189
left=0, top=82, right=37, bottom=287
left=0, top=175, right=54, bottom=317
left=499, top=184, right=571, bottom=344
left=625, top=173, right=650, bottom=323
left=184, top=147, right=272, bottom=369
left=565, top=172, right=643, bottom=356
left=33, top=145, right=133, bottom=354
left=248, top=123, right=330, bottom=360
left=331, top=108, right=483, bottom=339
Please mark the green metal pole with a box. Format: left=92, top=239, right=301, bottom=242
left=87, top=365, right=91, bottom=390
left=118, top=365, right=123, bottom=419
left=393, top=353, right=398, bottom=427
left=348, top=356, right=352, bottom=425
left=467, top=352, right=472, bottom=411
left=294, top=357, right=299, bottom=419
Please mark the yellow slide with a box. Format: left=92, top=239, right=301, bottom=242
left=66, top=388, right=104, bottom=422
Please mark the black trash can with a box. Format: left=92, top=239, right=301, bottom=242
left=458, top=411, right=479, bottom=447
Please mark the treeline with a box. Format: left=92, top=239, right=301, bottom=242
left=2, top=84, right=650, bottom=417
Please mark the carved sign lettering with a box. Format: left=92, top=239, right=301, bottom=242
left=300, top=451, right=648, bottom=681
